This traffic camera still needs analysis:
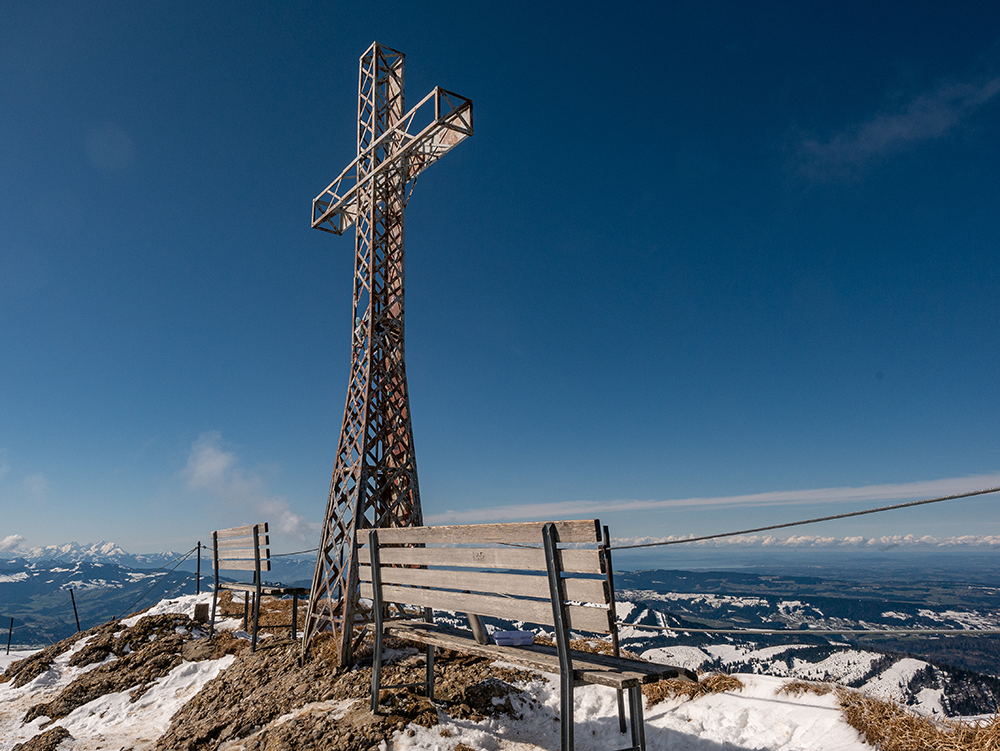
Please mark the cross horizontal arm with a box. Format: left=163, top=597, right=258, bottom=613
left=312, top=87, right=473, bottom=235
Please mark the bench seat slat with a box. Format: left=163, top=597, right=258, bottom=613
left=383, top=621, right=697, bottom=689
left=362, top=583, right=613, bottom=633
left=360, top=519, right=601, bottom=546
left=217, top=582, right=260, bottom=593
left=218, top=582, right=308, bottom=595
left=357, top=545, right=604, bottom=575
left=359, top=564, right=607, bottom=603
left=257, top=586, right=309, bottom=596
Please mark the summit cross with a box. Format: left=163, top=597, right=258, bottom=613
left=301, top=42, right=473, bottom=665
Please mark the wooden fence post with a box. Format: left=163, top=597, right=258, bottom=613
left=70, top=588, right=81, bottom=632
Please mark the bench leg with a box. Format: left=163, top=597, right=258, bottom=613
left=423, top=607, right=435, bottom=701
left=616, top=688, right=627, bottom=734
left=627, top=685, right=645, bottom=751
left=208, top=588, right=218, bottom=639
left=291, top=593, right=298, bottom=639
left=251, top=592, right=261, bottom=653
left=425, top=644, right=435, bottom=701
left=369, top=530, right=385, bottom=714
left=543, top=522, right=575, bottom=751
left=371, top=622, right=384, bottom=714
left=559, top=678, right=574, bottom=751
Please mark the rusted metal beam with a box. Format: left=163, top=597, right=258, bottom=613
left=301, top=41, right=473, bottom=667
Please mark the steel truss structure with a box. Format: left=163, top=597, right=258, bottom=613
left=301, top=42, right=473, bottom=665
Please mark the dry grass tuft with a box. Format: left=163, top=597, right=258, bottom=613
left=209, top=630, right=250, bottom=657
left=777, top=679, right=834, bottom=697
left=527, top=634, right=737, bottom=708
left=836, top=687, right=1000, bottom=751
left=643, top=673, right=744, bottom=706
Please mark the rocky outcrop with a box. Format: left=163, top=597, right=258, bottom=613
left=21, top=614, right=238, bottom=725
left=0, top=632, right=87, bottom=689
left=156, top=637, right=538, bottom=751
left=11, top=725, right=72, bottom=751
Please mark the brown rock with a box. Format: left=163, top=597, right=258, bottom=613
left=11, top=726, right=73, bottom=751
left=181, top=640, right=215, bottom=662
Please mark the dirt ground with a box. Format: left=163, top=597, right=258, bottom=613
left=156, top=630, right=541, bottom=751
left=7, top=595, right=543, bottom=751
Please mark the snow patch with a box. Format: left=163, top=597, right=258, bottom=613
left=54, top=655, right=236, bottom=748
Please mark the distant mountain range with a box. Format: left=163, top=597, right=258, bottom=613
left=4, top=539, right=317, bottom=583
left=1, top=541, right=316, bottom=647
left=0, top=559, right=197, bottom=647
left=5, top=542, right=1000, bottom=717
left=8, top=540, right=189, bottom=570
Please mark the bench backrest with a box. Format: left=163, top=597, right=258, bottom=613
left=357, top=519, right=614, bottom=635
left=212, top=522, right=271, bottom=576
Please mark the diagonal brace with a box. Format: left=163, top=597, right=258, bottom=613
left=312, top=87, right=473, bottom=235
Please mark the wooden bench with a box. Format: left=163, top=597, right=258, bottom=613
left=208, top=522, right=309, bottom=652
left=359, top=519, right=697, bottom=751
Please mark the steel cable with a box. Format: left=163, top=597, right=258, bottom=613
left=270, top=547, right=318, bottom=557
left=114, top=546, right=197, bottom=620
left=611, top=485, right=1000, bottom=550
left=617, top=622, right=1000, bottom=636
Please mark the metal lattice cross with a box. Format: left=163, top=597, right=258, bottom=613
left=301, top=42, right=473, bottom=665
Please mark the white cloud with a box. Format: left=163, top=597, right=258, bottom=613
left=183, top=431, right=246, bottom=496
left=0, top=534, right=27, bottom=554
left=425, top=472, right=1000, bottom=525
left=182, top=431, right=317, bottom=541
left=796, top=75, right=1000, bottom=179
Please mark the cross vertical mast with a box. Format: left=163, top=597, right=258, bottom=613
left=302, top=42, right=473, bottom=665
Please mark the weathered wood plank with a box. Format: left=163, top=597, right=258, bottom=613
left=216, top=582, right=259, bottom=592
left=358, top=520, right=601, bottom=545
left=257, top=586, right=310, bottom=596
left=215, top=559, right=271, bottom=572
left=382, top=621, right=696, bottom=688
left=215, top=548, right=259, bottom=560
left=363, top=582, right=554, bottom=626
left=215, top=535, right=269, bottom=549
left=358, top=564, right=607, bottom=603
left=216, top=582, right=298, bottom=594
left=215, top=523, right=268, bottom=538
left=356, top=545, right=603, bottom=575
left=361, top=583, right=612, bottom=633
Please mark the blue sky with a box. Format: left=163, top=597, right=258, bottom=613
left=2, top=1, right=1000, bottom=556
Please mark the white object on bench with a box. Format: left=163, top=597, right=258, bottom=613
left=492, top=630, right=534, bottom=646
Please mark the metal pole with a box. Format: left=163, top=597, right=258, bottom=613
left=70, top=588, right=81, bottom=632
left=603, top=525, right=627, bottom=734
left=6, top=617, right=12, bottom=655
left=196, top=541, right=201, bottom=595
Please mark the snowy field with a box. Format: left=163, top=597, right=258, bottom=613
left=391, top=672, right=868, bottom=751
left=1, top=594, right=875, bottom=750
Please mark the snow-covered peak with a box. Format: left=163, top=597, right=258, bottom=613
left=3, top=538, right=180, bottom=568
